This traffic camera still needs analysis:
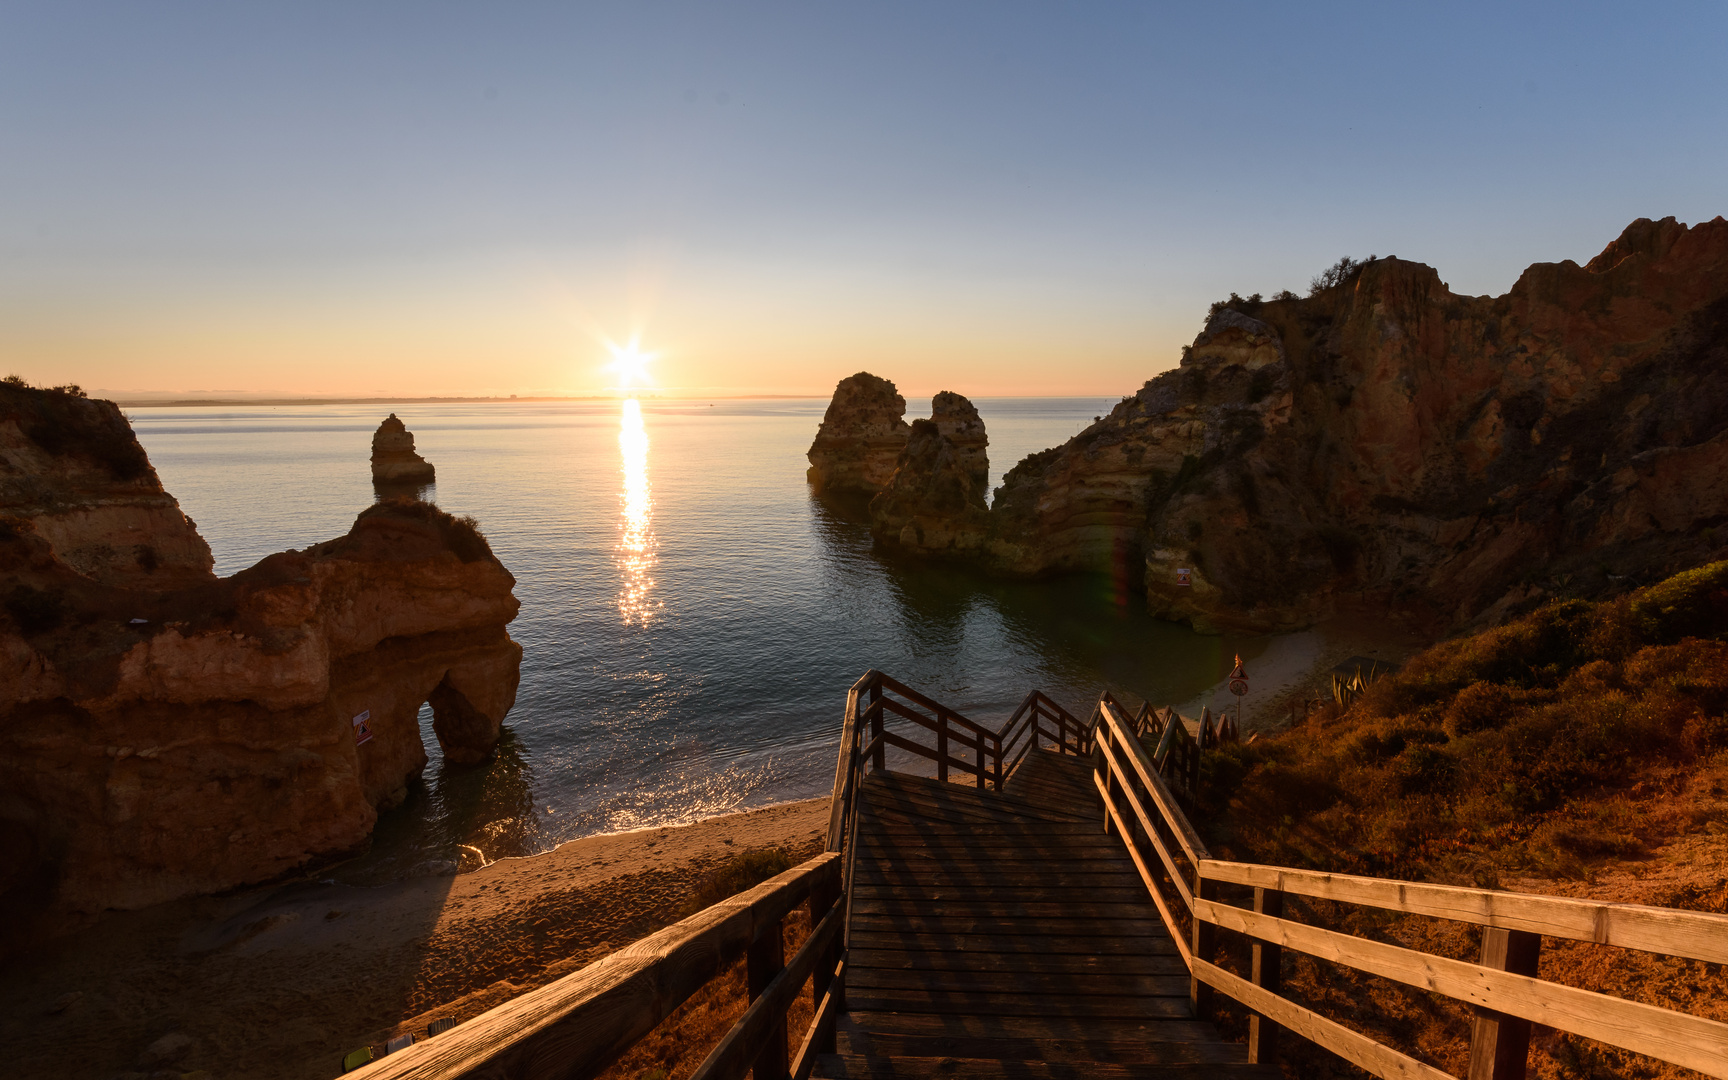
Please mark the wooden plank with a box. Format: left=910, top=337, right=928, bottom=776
left=1192, top=958, right=1455, bottom=1080
left=852, top=867, right=1143, bottom=889
left=848, top=912, right=1171, bottom=938
left=861, top=793, right=1089, bottom=828
left=858, top=809, right=1097, bottom=833
left=850, top=897, right=1172, bottom=921
left=845, top=967, right=1192, bottom=997
left=812, top=1054, right=1275, bottom=1079
left=1197, top=898, right=1728, bottom=1079
left=1200, top=859, right=1728, bottom=965
left=852, top=883, right=1153, bottom=905
left=866, top=782, right=1094, bottom=823
left=847, top=930, right=1179, bottom=956
left=846, top=948, right=1188, bottom=976
left=834, top=1031, right=1247, bottom=1066
left=1096, top=700, right=1210, bottom=865
left=840, top=1012, right=1215, bottom=1043
left=827, top=674, right=878, bottom=851
left=1096, top=728, right=1196, bottom=909
left=358, top=852, right=841, bottom=1080
left=843, top=989, right=1195, bottom=1020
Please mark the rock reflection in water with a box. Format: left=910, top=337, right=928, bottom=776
left=806, top=489, right=1260, bottom=719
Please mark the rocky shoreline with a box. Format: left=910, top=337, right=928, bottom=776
left=809, top=217, right=1728, bottom=633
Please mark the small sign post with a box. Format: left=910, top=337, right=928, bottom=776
left=1176, top=568, right=1192, bottom=587
left=1227, top=655, right=1247, bottom=740
left=353, top=709, right=373, bottom=746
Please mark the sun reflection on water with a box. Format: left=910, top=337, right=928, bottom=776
left=617, top=398, right=660, bottom=625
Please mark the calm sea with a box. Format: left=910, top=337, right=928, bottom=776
left=129, top=397, right=1267, bottom=880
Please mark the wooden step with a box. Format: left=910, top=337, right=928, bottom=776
left=846, top=929, right=1178, bottom=957
left=813, top=1054, right=1277, bottom=1079
left=846, top=948, right=1187, bottom=976
left=835, top=1030, right=1248, bottom=1066
left=840, top=1013, right=1214, bottom=1043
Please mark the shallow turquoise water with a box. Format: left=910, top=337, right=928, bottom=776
left=129, top=397, right=1269, bottom=879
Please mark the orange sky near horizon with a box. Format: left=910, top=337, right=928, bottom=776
left=2, top=252, right=1191, bottom=401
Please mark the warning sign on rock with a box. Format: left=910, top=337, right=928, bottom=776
left=353, top=709, right=373, bottom=746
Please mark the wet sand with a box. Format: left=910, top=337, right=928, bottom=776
left=2, top=798, right=831, bottom=1080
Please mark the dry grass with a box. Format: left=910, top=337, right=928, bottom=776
left=597, top=847, right=817, bottom=1080
left=1202, top=561, right=1728, bottom=1079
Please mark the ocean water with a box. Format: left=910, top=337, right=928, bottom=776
left=129, top=397, right=1271, bottom=879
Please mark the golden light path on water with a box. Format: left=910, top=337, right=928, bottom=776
left=617, top=398, right=659, bottom=624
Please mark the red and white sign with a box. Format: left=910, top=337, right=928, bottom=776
left=1175, top=568, right=1192, bottom=587
left=353, top=709, right=373, bottom=746
left=1227, top=655, right=1248, bottom=696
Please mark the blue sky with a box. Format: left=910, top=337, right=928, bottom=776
left=1, top=2, right=1723, bottom=397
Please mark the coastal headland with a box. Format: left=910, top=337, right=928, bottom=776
left=811, top=217, right=1728, bottom=635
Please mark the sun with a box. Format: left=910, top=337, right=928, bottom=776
left=605, top=340, right=656, bottom=389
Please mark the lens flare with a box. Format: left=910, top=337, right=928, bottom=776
left=617, top=398, right=659, bottom=625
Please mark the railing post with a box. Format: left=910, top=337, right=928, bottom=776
left=869, top=685, right=884, bottom=773
left=747, top=916, right=789, bottom=1080
left=936, top=713, right=949, bottom=783
left=1248, top=887, right=1283, bottom=1065
left=808, top=872, right=843, bottom=1052
left=1467, top=927, right=1541, bottom=1080
left=1191, top=873, right=1218, bottom=1020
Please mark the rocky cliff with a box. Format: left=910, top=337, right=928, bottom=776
left=372, top=412, right=437, bottom=485
left=856, top=217, right=1728, bottom=632
left=0, top=384, right=213, bottom=588
left=868, top=392, right=991, bottom=556
left=805, top=373, right=912, bottom=494
left=0, top=384, right=520, bottom=918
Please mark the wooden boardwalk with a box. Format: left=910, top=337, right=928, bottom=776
left=818, top=749, right=1276, bottom=1079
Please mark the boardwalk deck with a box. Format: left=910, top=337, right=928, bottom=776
left=818, top=750, right=1277, bottom=1079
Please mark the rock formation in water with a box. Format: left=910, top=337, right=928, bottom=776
left=805, top=373, right=912, bottom=494
left=371, top=413, right=437, bottom=485
left=856, top=217, right=1728, bottom=632
left=0, top=383, right=520, bottom=918
left=869, top=393, right=991, bottom=556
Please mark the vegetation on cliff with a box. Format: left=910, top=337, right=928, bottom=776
left=1201, top=563, right=1728, bottom=1079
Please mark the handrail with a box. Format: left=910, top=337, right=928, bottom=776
left=358, top=853, right=843, bottom=1080
left=1084, top=689, right=1728, bottom=1079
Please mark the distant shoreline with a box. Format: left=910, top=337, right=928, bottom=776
left=115, top=394, right=831, bottom=407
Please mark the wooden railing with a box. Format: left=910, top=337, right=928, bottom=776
left=1088, top=695, right=1728, bottom=1080
left=360, top=852, right=844, bottom=1080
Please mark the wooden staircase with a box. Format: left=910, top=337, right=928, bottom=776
left=360, top=671, right=1728, bottom=1080
left=815, top=753, right=1274, bottom=1079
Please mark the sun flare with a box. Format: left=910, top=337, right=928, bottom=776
left=605, top=340, right=656, bottom=389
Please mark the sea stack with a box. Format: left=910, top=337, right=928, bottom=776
left=806, top=373, right=912, bottom=494
left=869, top=392, right=992, bottom=557
left=371, top=413, right=436, bottom=485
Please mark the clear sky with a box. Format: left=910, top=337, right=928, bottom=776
left=2, top=2, right=1724, bottom=400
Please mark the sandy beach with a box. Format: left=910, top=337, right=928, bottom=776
left=1, top=798, right=832, bottom=1080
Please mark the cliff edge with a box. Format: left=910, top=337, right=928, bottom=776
left=850, top=217, right=1728, bottom=631
left=0, top=383, right=520, bottom=920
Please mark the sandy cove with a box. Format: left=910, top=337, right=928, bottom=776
left=1, top=798, right=832, bottom=1080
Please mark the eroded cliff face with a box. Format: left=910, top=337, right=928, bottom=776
left=0, top=388, right=521, bottom=917
left=869, top=392, right=992, bottom=556
left=806, top=373, right=912, bottom=494
left=858, top=218, right=1728, bottom=632
left=371, top=412, right=437, bottom=485
left=0, top=386, right=213, bottom=588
